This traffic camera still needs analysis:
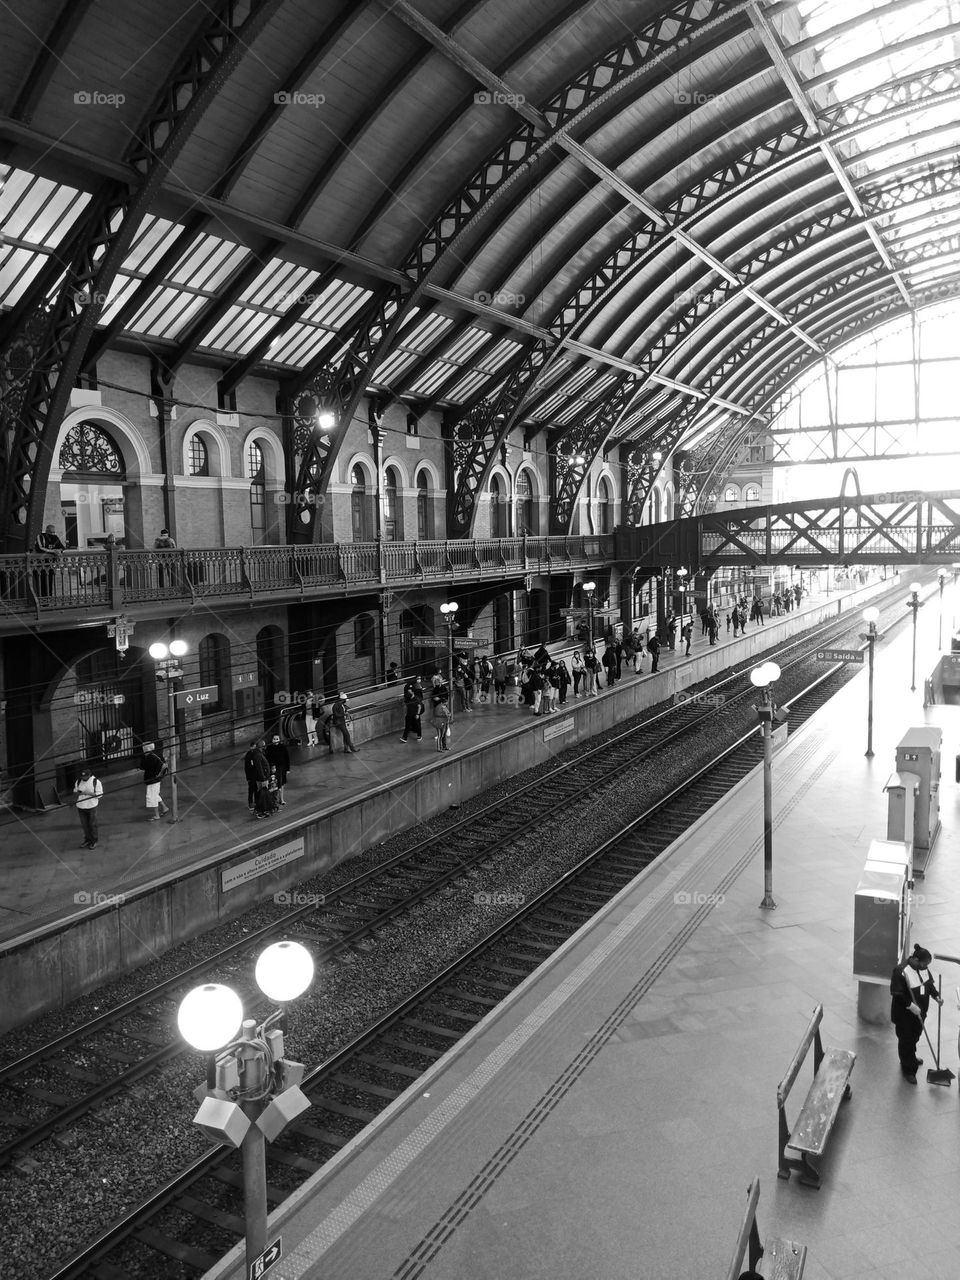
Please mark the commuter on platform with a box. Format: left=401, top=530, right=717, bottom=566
left=665, top=610, right=677, bottom=650
left=386, top=662, right=401, bottom=684
left=329, top=692, right=358, bottom=754
left=601, top=642, right=617, bottom=687
left=140, top=743, right=169, bottom=821
left=556, top=659, right=571, bottom=705
left=647, top=633, right=662, bottom=673
left=583, top=648, right=600, bottom=695
left=707, top=613, right=719, bottom=646
left=433, top=692, right=451, bottom=751
left=614, top=637, right=624, bottom=679
left=74, top=766, right=103, bottom=848
left=478, top=655, right=493, bottom=701
left=302, top=694, right=320, bottom=747
left=681, top=621, right=693, bottom=656
left=751, top=595, right=765, bottom=626
left=492, top=655, right=508, bottom=703
left=265, top=733, right=291, bottom=805
left=243, top=739, right=270, bottom=810
left=33, top=523, right=65, bottom=596
left=528, top=665, right=544, bottom=715
left=571, top=650, right=584, bottom=697
left=401, top=677, right=425, bottom=742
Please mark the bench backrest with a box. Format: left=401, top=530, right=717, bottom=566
left=724, top=1176, right=762, bottom=1280
left=777, top=1004, right=824, bottom=1109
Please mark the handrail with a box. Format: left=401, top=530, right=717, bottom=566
left=0, top=536, right=616, bottom=619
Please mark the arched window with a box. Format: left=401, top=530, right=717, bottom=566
left=248, top=441, right=266, bottom=542
left=59, top=421, right=125, bottom=476
left=189, top=435, right=210, bottom=477
left=744, top=484, right=761, bottom=504
left=354, top=613, right=376, bottom=656
left=383, top=466, right=402, bottom=541
left=516, top=470, right=536, bottom=535
left=416, top=470, right=433, bottom=540
left=198, top=634, right=230, bottom=717
left=724, top=485, right=739, bottom=504
left=490, top=474, right=508, bottom=537
left=352, top=464, right=372, bottom=541
left=597, top=477, right=613, bottom=534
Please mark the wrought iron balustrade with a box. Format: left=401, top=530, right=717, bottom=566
left=0, top=535, right=615, bottom=621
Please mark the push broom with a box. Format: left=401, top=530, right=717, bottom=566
left=923, top=973, right=955, bottom=1086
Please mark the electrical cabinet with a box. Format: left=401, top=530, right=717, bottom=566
left=895, top=727, right=941, bottom=876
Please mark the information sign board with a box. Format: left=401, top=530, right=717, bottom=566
left=175, top=684, right=219, bottom=708
left=815, top=648, right=864, bottom=664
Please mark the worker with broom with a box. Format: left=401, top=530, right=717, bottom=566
left=890, top=943, right=943, bottom=1084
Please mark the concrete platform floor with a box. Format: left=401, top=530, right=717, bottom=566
left=203, top=589, right=960, bottom=1280
left=0, top=593, right=838, bottom=947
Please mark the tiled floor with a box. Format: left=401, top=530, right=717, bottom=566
left=203, top=588, right=960, bottom=1280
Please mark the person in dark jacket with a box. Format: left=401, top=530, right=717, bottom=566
left=329, top=692, right=358, bottom=754
left=647, top=634, right=662, bottom=672
left=401, top=677, right=425, bottom=742
left=264, top=733, right=291, bottom=805
left=891, top=943, right=942, bottom=1082
left=243, top=739, right=270, bottom=810
left=601, top=643, right=617, bottom=687
left=141, top=743, right=169, bottom=821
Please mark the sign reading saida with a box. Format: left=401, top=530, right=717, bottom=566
left=816, top=648, right=864, bottom=665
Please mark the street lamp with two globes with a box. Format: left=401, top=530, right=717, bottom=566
left=178, top=941, right=315, bottom=1276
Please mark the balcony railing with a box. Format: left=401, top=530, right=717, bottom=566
left=0, top=534, right=615, bottom=620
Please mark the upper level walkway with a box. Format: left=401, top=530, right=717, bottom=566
left=619, top=489, right=960, bottom=570
left=0, top=533, right=613, bottom=633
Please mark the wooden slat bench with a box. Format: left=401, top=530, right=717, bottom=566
left=777, top=1004, right=855, bottom=1188
left=725, top=1176, right=806, bottom=1280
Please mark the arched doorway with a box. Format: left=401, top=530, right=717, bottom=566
left=383, top=466, right=402, bottom=540
left=516, top=470, right=537, bottom=535
left=256, top=626, right=285, bottom=728
left=248, top=441, right=266, bottom=543
left=74, top=646, right=151, bottom=763
left=416, top=470, right=433, bottom=540
left=352, top=464, right=374, bottom=540
left=58, top=420, right=127, bottom=548
left=597, top=476, right=613, bottom=534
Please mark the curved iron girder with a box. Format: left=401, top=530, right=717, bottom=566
left=446, top=46, right=960, bottom=528
left=287, top=0, right=754, bottom=539
left=0, top=0, right=285, bottom=552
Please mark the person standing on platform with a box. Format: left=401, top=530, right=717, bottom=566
left=302, top=694, right=320, bottom=747
left=647, top=633, right=661, bottom=673
left=401, top=677, right=425, bottom=742
left=571, top=650, right=584, bottom=697
left=492, top=655, right=508, bottom=703
left=433, top=691, right=451, bottom=751
left=557, top=659, right=571, bottom=705
left=329, top=692, right=358, bottom=754
left=601, top=641, right=617, bottom=687
left=74, top=767, right=103, bottom=848
left=34, top=523, right=65, bottom=596
left=243, top=739, right=270, bottom=810
left=265, top=733, right=291, bottom=805
left=386, top=662, right=400, bottom=684
left=890, top=943, right=942, bottom=1083
left=681, top=621, right=692, bottom=656
left=140, top=743, right=169, bottom=821
left=583, top=649, right=599, bottom=695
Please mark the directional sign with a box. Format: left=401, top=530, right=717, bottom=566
left=816, top=648, right=864, bottom=665
left=175, top=684, right=219, bottom=708
left=414, top=636, right=448, bottom=648
left=250, top=1237, right=282, bottom=1280
left=559, top=607, right=588, bottom=618
left=453, top=637, right=482, bottom=649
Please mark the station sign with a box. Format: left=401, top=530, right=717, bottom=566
left=250, top=1237, right=282, bottom=1280
left=816, top=648, right=864, bottom=664
left=175, top=684, right=219, bottom=708
left=559, top=607, right=588, bottom=618
left=414, top=636, right=448, bottom=648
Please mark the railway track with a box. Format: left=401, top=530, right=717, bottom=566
left=0, top=582, right=903, bottom=1172
left=45, top=581, right=920, bottom=1278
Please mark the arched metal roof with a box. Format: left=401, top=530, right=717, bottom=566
left=3, top=0, right=960, bottom=545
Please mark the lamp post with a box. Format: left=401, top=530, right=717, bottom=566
left=439, top=601, right=458, bottom=721
left=179, top=941, right=314, bottom=1277
left=582, top=580, right=596, bottom=647
left=677, top=567, right=688, bottom=633
left=860, top=606, right=880, bottom=758
left=750, top=661, right=781, bottom=910
left=907, top=582, right=923, bottom=692
left=148, top=638, right=188, bottom=822
left=938, top=570, right=946, bottom=650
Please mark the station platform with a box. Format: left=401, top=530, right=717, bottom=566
left=0, top=592, right=844, bottom=951
left=203, top=590, right=960, bottom=1280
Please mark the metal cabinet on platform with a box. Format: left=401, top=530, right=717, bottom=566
left=895, top=727, right=941, bottom=876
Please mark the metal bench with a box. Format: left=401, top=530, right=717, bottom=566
left=777, top=1004, right=855, bottom=1188
left=725, top=1176, right=806, bottom=1280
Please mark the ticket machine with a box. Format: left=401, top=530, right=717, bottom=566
left=854, top=838, right=912, bottom=1023
left=895, top=727, right=941, bottom=876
